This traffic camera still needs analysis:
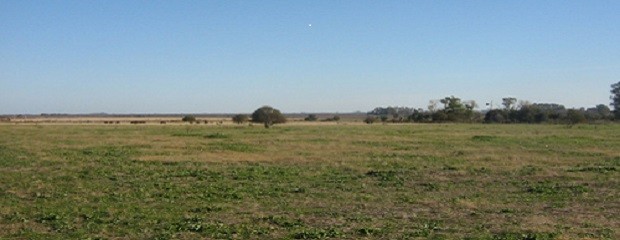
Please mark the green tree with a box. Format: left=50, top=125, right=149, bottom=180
left=611, top=81, right=620, bottom=119
left=585, top=104, right=612, bottom=121
left=440, top=96, right=466, bottom=113
left=251, top=106, right=286, bottom=128
left=566, top=109, right=587, bottom=125
left=232, top=114, right=249, bottom=124
left=436, top=96, right=476, bottom=122
left=380, top=115, right=389, bottom=123
left=596, top=104, right=612, bottom=119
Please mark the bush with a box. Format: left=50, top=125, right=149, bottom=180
left=182, top=115, right=196, bottom=123
left=232, top=114, right=249, bottom=124
left=364, top=116, right=378, bottom=124
left=322, top=116, right=341, bottom=122
left=304, top=114, right=318, bottom=121
left=566, top=109, right=587, bottom=124
left=251, top=106, right=286, bottom=128
left=484, top=110, right=507, bottom=123
left=431, top=111, right=448, bottom=122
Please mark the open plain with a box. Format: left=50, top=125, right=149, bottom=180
left=0, top=123, right=618, bottom=239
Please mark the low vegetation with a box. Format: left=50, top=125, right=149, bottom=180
left=1, top=124, right=618, bottom=239
left=232, top=114, right=249, bottom=124
left=181, top=115, right=196, bottom=123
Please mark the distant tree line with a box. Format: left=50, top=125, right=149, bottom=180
left=367, top=96, right=481, bottom=124
left=366, top=82, right=620, bottom=124
left=303, top=114, right=340, bottom=122
left=484, top=101, right=611, bottom=124
left=177, top=82, right=619, bottom=127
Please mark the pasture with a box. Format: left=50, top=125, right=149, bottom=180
left=0, top=123, right=618, bottom=239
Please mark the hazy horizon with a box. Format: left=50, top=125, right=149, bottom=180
left=2, top=1, right=619, bottom=114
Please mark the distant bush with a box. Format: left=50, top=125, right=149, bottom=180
left=322, top=115, right=340, bottom=122
left=232, top=114, right=249, bottom=124
left=566, top=109, right=587, bottom=124
left=364, top=116, right=378, bottom=124
left=484, top=109, right=508, bottom=123
left=304, top=114, right=318, bottom=121
left=182, top=115, right=196, bottom=123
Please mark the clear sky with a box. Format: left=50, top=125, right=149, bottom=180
left=1, top=1, right=619, bottom=114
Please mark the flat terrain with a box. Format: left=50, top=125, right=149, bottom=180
left=0, top=123, right=618, bottom=239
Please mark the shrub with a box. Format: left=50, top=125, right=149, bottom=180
left=364, top=116, right=378, bottom=124
left=484, top=109, right=507, bottom=123
left=304, top=114, right=318, bottom=121
left=232, top=114, right=249, bottom=124
left=182, top=115, right=196, bottom=123
left=566, top=109, right=587, bottom=124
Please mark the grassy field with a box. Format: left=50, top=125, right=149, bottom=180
left=0, top=123, right=618, bottom=239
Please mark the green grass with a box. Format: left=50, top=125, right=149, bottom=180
left=0, top=124, right=619, bottom=239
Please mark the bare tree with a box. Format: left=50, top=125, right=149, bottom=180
left=428, top=100, right=438, bottom=113
left=502, top=97, right=517, bottom=110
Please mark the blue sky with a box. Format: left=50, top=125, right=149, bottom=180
left=1, top=1, right=619, bottom=114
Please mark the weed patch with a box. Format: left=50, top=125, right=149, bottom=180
left=258, top=215, right=304, bottom=228
left=171, top=132, right=204, bottom=137
left=356, top=227, right=382, bottom=236
left=518, top=165, right=542, bottom=176
left=524, top=181, right=589, bottom=196
left=204, top=133, right=228, bottom=139
left=568, top=166, right=616, bottom=173
left=292, top=227, right=344, bottom=239
left=0, top=145, right=32, bottom=167
left=490, top=231, right=558, bottom=240
left=472, top=135, right=497, bottom=142
left=366, top=170, right=405, bottom=186
left=208, top=142, right=260, bottom=153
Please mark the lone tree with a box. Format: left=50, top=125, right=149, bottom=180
left=232, top=114, right=249, bottom=124
left=611, top=81, right=620, bottom=119
left=251, top=106, right=286, bottom=128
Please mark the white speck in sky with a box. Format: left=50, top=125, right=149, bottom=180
left=308, top=24, right=312, bottom=27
